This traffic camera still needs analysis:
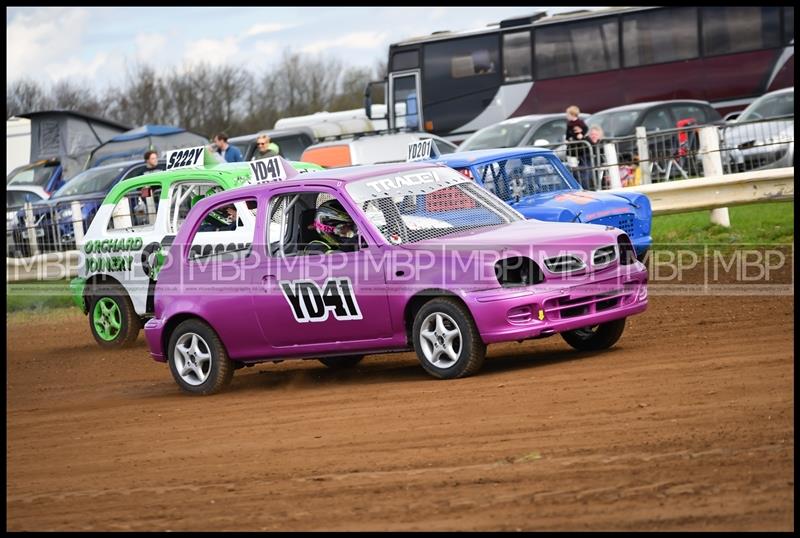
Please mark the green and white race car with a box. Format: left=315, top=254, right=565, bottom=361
left=69, top=147, right=323, bottom=348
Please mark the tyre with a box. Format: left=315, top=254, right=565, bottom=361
left=318, top=355, right=364, bottom=369
left=167, top=319, right=234, bottom=395
left=88, top=283, right=141, bottom=348
left=412, top=297, right=486, bottom=379
left=560, top=318, right=626, bottom=351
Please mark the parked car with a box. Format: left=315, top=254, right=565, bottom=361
left=457, top=113, right=589, bottom=152
left=7, top=158, right=64, bottom=194
left=432, top=147, right=652, bottom=259
left=228, top=127, right=316, bottom=161
left=9, top=159, right=164, bottom=257
left=143, top=158, right=648, bottom=394
left=587, top=100, right=723, bottom=179
left=300, top=131, right=457, bottom=168
left=70, top=155, right=323, bottom=349
left=720, top=87, right=794, bottom=171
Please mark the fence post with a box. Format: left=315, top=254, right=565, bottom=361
left=24, top=202, right=39, bottom=257
left=71, top=200, right=85, bottom=248
left=699, top=126, right=730, bottom=227
left=603, top=143, right=622, bottom=189
left=635, top=126, right=651, bottom=184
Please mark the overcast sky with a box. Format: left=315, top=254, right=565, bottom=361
left=7, top=6, right=601, bottom=91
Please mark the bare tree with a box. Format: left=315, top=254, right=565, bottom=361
left=7, top=78, right=52, bottom=118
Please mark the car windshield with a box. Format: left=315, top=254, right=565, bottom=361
left=346, top=166, right=522, bottom=244
left=52, top=166, right=126, bottom=197
left=587, top=110, right=641, bottom=137
left=459, top=122, right=532, bottom=151
left=7, top=162, right=58, bottom=188
left=474, top=155, right=573, bottom=201
left=738, top=91, right=794, bottom=122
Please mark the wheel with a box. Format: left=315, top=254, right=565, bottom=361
left=88, top=283, right=141, bottom=348
left=412, top=297, right=486, bottom=379
left=318, top=355, right=364, bottom=369
left=167, top=319, right=234, bottom=395
left=560, top=318, right=626, bottom=351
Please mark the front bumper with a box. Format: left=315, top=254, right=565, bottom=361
left=465, top=264, right=648, bottom=345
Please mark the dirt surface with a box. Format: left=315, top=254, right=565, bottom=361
left=6, top=286, right=794, bottom=530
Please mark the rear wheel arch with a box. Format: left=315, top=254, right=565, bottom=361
left=161, top=313, right=230, bottom=362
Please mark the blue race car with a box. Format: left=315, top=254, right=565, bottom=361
left=432, top=147, right=652, bottom=259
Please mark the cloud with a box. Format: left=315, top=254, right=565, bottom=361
left=245, top=22, right=294, bottom=37
left=300, top=31, right=388, bottom=54
left=45, top=52, right=112, bottom=82
left=134, top=33, right=168, bottom=64
left=7, top=8, right=91, bottom=83
left=183, top=36, right=241, bottom=67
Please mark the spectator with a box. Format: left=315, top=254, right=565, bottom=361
left=211, top=132, right=244, bottom=163
left=250, top=134, right=280, bottom=160
left=586, top=125, right=607, bottom=189
left=565, top=105, right=589, bottom=143
left=142, top=150, right=160, bottom=174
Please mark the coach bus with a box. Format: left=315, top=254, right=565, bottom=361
left=365, top=6, right=795, bottom=143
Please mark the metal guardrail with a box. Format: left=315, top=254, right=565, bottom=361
left=606, top=167, right=794, bottom=216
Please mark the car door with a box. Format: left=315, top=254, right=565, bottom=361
left=251, top=185, right=393, bottom=349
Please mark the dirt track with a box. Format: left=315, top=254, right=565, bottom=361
left=6, top=287, right=794, bottom=530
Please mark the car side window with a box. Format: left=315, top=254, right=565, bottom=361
left=268, top=191, right=359, bottom=257
left=167, top=181, right=223, bottom=234
left=188, top=198, right=257, bottom=262
left=107, top=183, right=162, bottom=232
left=642, top=108, right=673, bottom=131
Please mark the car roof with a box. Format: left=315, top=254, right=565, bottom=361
left=435, top=147, right=556, bottom=167
left=306, top=131, right=444, bottom=150
left=591, top=100, right=713, bottom=114
left=212, top=161, right=445, bottom=199
left=496, top=112, right=587, bottom=125
left=762, top=86, right=794, bottom=96
left=229, top=127, right=315, bottom=144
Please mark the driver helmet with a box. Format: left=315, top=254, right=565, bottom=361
left=313, top=199, right=356, bottom=247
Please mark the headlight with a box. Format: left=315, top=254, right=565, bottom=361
left=59, top=208, right=73, bottom=219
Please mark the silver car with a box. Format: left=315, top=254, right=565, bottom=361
left=721, top=87, right=794, bottom=172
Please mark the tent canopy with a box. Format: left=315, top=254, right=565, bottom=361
left=17, top=110, right=131, bottom=180
left=86, top=125, right=208, bottom=169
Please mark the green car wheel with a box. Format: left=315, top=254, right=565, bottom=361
left=88, top=284, right=141, bottom=348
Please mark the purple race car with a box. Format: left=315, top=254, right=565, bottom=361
left=144, top=158, right=648, bottom=394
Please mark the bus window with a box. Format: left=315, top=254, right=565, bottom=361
left=702, top=7, right=780, bottom=57
left=392, top=50, right=419, bottom=71
left=622, top=7, right=698, bottom=67
left=535, top=17, right=619, bottom=79
left=423, top=34, right=500, bottom=104
left=785, top=7, right=794, bottom=44
left=502, top=31, right=532, bottom=82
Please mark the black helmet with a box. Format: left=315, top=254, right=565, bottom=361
left=313, top=199, right=356, bottom=246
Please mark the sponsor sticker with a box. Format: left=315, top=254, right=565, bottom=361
left=248, top=156, right=287, bottom=185
left=166, top=146, right=205, bottom=170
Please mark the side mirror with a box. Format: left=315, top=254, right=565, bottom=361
left=533, top=139, right=550, bottom=147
